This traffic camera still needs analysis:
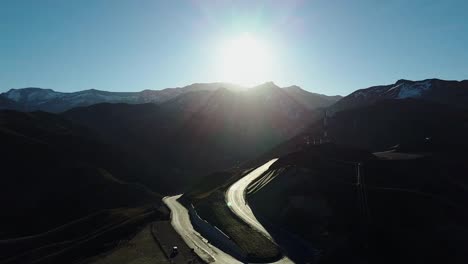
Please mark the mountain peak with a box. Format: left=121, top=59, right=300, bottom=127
left=395, top=79, right=442, bottom=86
left=332, top=78, right=468, bottom=114
left=395, top=79, right=414, bottom=85
left=263, top=81, right=278, bottom=87
left=78, top=88, right=106, bottom=94
left=252, top=81, right=280, bottom=90
left=5, top=87, right=54, bottom=93
left=283, top=85, right=302, bottom=91
left=212, top=86, right=232, bottom=95
left=3, top=87, right=58, bottom=102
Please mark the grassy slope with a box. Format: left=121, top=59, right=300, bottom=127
left=0, top=110, right=161, bottom=236
left=85, top=224, right=168, bottom=264
left=181, top=167, right=281, bottom=262
left=195, top=191, right=281, bottom=262
left=1, top=207, right=160, bottom=264
left=0, top=110, right=165, bottom=263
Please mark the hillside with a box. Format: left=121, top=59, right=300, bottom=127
left=248, top=143, right=468, bottom=264
left=63, top=83, right=328, bottom=192
left=283, top=85, right=342, bottom=110
left=331, top=79, right=468, bottom=113
left=184, top=142, right=468, bottom=263
left=256, top=99, right=468, bottom=163
left=0, top=96, right=21, bottom=110
left=0, top=110, right=161, bottom=239
left=185, top=93, right=468, bottom=262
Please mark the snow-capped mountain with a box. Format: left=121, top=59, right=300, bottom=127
left=1, top=88, right=150, bottom=112
left=331, top=79, right=468, bottom=113
left=0, top=83, right=244, bottom=112
left=0, top=82, right=340, bottom=113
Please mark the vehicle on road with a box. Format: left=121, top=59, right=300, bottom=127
left=171, top=246, right=179, bottom=258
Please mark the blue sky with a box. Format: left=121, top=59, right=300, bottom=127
left=1, top=0, right=467, bottom=95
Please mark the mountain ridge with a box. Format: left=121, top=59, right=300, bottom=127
left=0, top=82, right=341, bottom=113
left=331, top=78, right=468, bottom=114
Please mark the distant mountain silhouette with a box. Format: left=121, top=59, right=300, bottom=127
left=0, top=82, right=340, bottom=112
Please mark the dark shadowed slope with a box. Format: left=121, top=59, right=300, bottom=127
left=257, top=99, right=468, bottom=162
left=186, top=141, right=468, bottom=264
left=63, top=83, right=326, bottom=193
left=0, top=110, right=160, bottom=238
left=0, top=96, right=21, bottom=111
left=249, top=143, right=468, bottom=264
left=326, top=99, right=468, bottom=150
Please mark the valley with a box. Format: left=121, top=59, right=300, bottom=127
left=3, top=2, right=468, bottom=263
left=1, top=79, right=468, bottom=264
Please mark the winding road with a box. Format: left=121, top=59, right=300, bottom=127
left=225, top=158, right=278, bottom=238
left=163, top=159, right=294, bottom=264
left=163, top=195, right=237, bottom=263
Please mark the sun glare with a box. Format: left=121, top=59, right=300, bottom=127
left=217, top=33, right=272, bottom=87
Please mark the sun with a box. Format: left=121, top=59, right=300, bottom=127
left=216, top=33, right=272, bottom=87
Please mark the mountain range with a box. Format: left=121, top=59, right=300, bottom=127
left=2, top=78, right=468, bottom=264
left=62, top=82, right=331, bottom=192
left=0, top=82, right=340, bottom=113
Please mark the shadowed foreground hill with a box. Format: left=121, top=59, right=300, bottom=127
left=249, top=143, right=468, bottom=264
left=0, top=110, right=160, bottom=239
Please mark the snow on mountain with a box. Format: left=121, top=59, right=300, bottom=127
left=0, top=83, right=243, bottom=113
left=396, top=80, right=432, bottom=99
left=331, top=79, right=468, bottom=114
left=5, top=88, right=63, bottom=102
left=0, top=82, right=339, bottom=113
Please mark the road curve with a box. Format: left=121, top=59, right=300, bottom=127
left=225, top=158, right=278, bottom=238
left=164, top=159, right=294, bottom=264
left=163, top=195, right=241, bottom=264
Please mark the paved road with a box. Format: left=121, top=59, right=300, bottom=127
left=164, top=159, right=294, bottom=264
left=163, top=195, right=238, bottom=263
left=225, top=159, right=294, bottom=264
left=225, top=159, right=278, bottom=238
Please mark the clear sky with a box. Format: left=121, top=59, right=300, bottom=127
left=1, top=0, right=467, bottom=95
